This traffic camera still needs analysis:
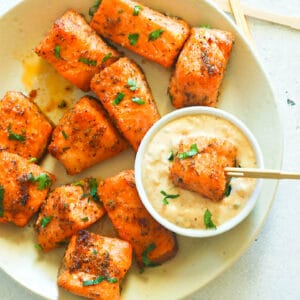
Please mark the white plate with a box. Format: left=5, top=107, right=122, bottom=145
left=0, top=0, right=283, bottom=299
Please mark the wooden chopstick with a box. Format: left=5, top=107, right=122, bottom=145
left=212, top=0, right=300, bottom=30
left=225, top=167, right=300, bottom=179
left=228, top=0, right=255, bottom=46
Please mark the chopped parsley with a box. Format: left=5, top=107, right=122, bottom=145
left=142, top=243, right=160, bottom=267
left=28, top=157, right=37, bottom=163
left=72, top=180, right=85, bottom=187
left=225, top=182, right=232, bottom=197
left=58, top=100, right=67, bottom=108
left=168, top=151, right=174, bottom=161
left=112, top=92, right=125, bottom=105
left=199, top=25, right=211, bottom=29
left=287, top=99, right=296, bottom=106
left=102, top=52, right=112, bottom=63
left=62, top=130, right=68, bottom=140
left=89, top=0, right=102, bottom=16
left=204, top=209, right=216, bottom=229
left=148, top=29, right=164, bottom=41
left=128, top=33, right=139, bottom=45
left=78, top=57, right=97, bottom=66
left=133, top=5, right=142, bottom=16
left=132, top=97, right=145, bottom=105
left=0, top=185, right=4, bottom=217
left=81, top=217, right=89, bottom=222
left=89, top=178, right=99, bottom=202
left=177, top=143, right=199, bottom=159
left=7, top=124, right=26, bottom=143
left=34, top=243, right=43, bottom=250
left=40, top=216, right=52, bottom=228
left=126, top=78, right=140, bottom=91
left=82, top=276, right=118, bottom=286
left=54, top=45, right=61, bottom=59
left=92, top=249, right=98, bottom=255
left=27, top=173, right=52, bottom=190
left=160, top=190, right=179, bottom=205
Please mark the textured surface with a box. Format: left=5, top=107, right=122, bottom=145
left=0, top=0, right=299, bottom=299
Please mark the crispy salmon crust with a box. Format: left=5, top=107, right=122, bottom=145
left=35, top=9, right=120, bottom=91
left=170, top=136, right=237, bottom=201
left=58, top=230, right=132, bottom=300
left=98, top=170, right=178, bottom=267
left=91, top=57, right=160, bottom=151
left=169, top=28, right=234, bottom=108
left=35, top=178, right=106, bottom=251
left=90, top=0, right=190, bottom=68
left=48, top=96, right=128, bottom=175
left=0, top=151, right=55, bottom=227
left=0, top=91, right=52, bottom=160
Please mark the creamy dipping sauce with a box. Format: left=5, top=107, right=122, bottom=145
left=141, top=114, right=257, bottom=229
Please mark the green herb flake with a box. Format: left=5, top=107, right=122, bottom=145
left=58, top=100, right=67, bottom=108
left=142, top=243, right=160, bottom=267
left=92, top=249, right=98, bottom=255
left=225, top=183, right=232, bottom=197
left=160, top=190, right=180, bottom=205
left=148, top=29, right=164, bottom=41
left=78, top=57, right=97, bottom=66
left=28, top=157, right=37, bottom=163
left=7, top=124, right=26, bottom=143
left=287, top=99, right=296, bottom=106
left=27, top=173, right=52, bottom=190
left=168, top=151, right=174, bottom=161
left=61, top=130, right=68, bottom=140
left=89, top=178, right=99, bottom=202
left=132, top=97, right=145, bottom=105
left=72, top=180, right=85, bottom=188
left=177, top=143, right=199, bottom=159
left=54, top=45, right=61, bottom=59
left=199, top=25, right=212, bottom=29
left=34, top=243, right=43, bottom=250
left=82, top=276, right=118, bottom=287
left=81, top=217, right=89, bottom=222
left=118, top=9, right=124, bottom=14
left=102, top=52, right=112, bottom=63
left=0, top=185, right=4, bottom=217
left=128, top=33, right=139, bottom=46
left=204, top=209, right=217, bottom=229
left=112, top=92, right=125, bottom=105
left=40, top=216, right=52, bottom=228
left=89, top=0, right=102, bottom=17
left=127, top=78, right=140, bottom=91
left=133, top=5, right=142, bottom=16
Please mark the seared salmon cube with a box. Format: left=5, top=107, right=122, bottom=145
left=0, top=91, right=52, bottom=160
left=35, top=178, right=106, bottom=251
left=0, top=151, right=55, bottom=227
left=169, top=137, right=237, bottom=201
left=58, top=230, right=132, bottom=300
left=90, top=0, right=190, bottom=68
left=91, top=57, right=160, bottom=151
left=169, top=28, right=234, bottom=108
left=98, top=170, right=177, bottom=268
left=48, top=96, right=128, bottom=175
left=35, top=9, right=120, bottom=91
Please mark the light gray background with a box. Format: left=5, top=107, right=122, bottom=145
left=0, top=0, right=299, bottom=299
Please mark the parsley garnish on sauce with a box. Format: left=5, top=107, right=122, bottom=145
left=132, top=97, right=145, bottom=105
left=113, top=92, right=125, bottom=105
left=28, top=157, right=37, bottom=163
left=127, top=78, right=140, bottom=91
left=89, top=0, right=102, bottom=17
left=34, top=243, right=43, bottom=250
left=62, top=130, right=68, bottom=140
left=40, top=216, right=52, bottom=228
left=102, top=52, right=112, bottom=63
left=160, top=190, right=179, bottom=205
left=133, top=5, right=142, bottom=16
left=54, top=45, right=61, bottom=59
left=128, top=33, right=139, bottom=45
left=81, top=217, right=89, bottom=222
left=7, top=124, right=26, bottom=143
left=225, top=182, right=232, bottom=197
left=27, top=173, right=52, bottom=190
left=204, top=209, right=217, bottom=229
left=148, top=29, right=164, bottom=41
left=72, top=180, right=85, bottom=188
left=89, top=178, right=99, bottom=202
left=199, top=25, right=212, bottom=29
left=78, top=57, right=97, bottom=66
left=0, top=185, right=4, bottom=217
left=177, top=143, right=199, bottom=159
left=58, top=100, right=67, bottom=108
left=168, top=151, right=174, bottom=161
left=142, top=243, right=160, bottom=267
left=82, top=276, right=118, bottom=287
